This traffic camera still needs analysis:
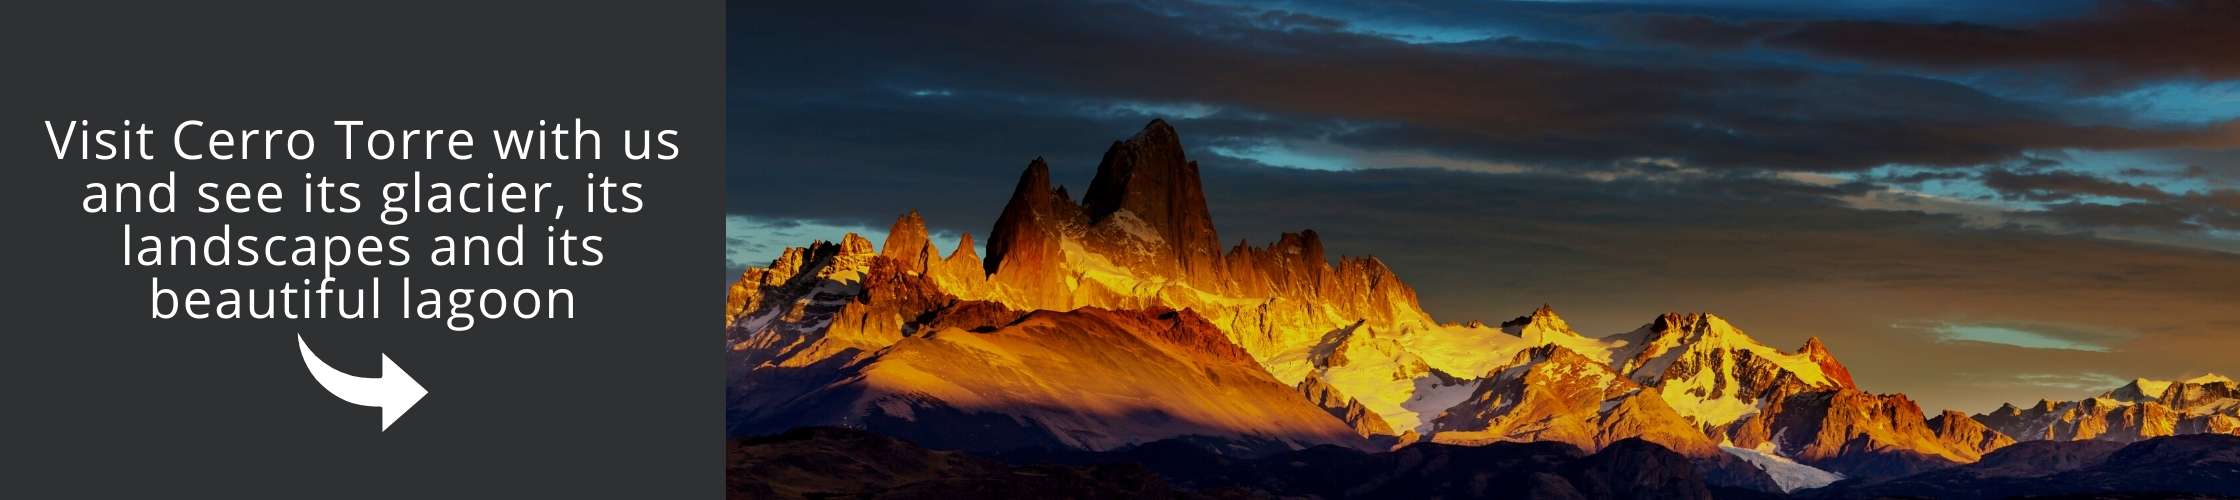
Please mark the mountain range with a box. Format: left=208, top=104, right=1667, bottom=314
left=726, top=120, right=2239, bottom=497
left=730, top=426, right=2240, bottom=500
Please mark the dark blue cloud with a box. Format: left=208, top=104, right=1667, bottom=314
left=1613, top=0, right=2240, bottom=94
left=732, top=0, right=2237, bottom=184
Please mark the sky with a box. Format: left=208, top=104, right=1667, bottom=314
left=726, top=0, right=2240, bottom=414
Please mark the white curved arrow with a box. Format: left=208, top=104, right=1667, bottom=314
left=296, top=334, right=428, bottom=431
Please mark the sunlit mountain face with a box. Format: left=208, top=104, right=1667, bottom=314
left=725, top=120, right=2238, bottom=496
left=726, top=1, right=2238, bottom=497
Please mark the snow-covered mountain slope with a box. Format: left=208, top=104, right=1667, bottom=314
left=1607, top=312, right=1851, bottom=429
left=1298, top=371, right=1397, bottom=439
left=1978, top=373, right=2240, bottom=442
left=1429, top=345, right=1634, bottom=449
left=1428, top=344, right=1725, bottom=459
left=726, top=256, right=1366, bottom=452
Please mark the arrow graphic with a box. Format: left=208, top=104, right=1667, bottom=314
left=296, top=334, right=429, bottom=431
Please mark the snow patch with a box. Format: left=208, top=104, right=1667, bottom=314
left=1101, top=209, right=1166, bottom=256
left=872, top=398, right=918, bottom=421
left=1721, top=445, right=1843, bottom=493
left=1401, top=376, right=1480, bottom=434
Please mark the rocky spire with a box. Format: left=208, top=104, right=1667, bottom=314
left=1799, top=336, right=1858, bottom=389
left=1298, top=371, right=1397, bottom=438
left=838, top=233, right=874, bottom=256
left=967, top=120, right=1432, bottom=348
left=1930, top=409, right=2016, bottom=461
left=2185, top=373, right=2235, bottom=385
left=1078, top=119, right=1223, bottom=284
left=880, top=210, right=932, bottom=274
left=983, top=158, right=1074, bottom=308
left=986, top=159, right=1052, bottom=275
left=925, top=231, right=987, bottom=295
left=949, top=232, right=978, bottom=263
left=1501, top=304, right=1582, bottom=345
left=1798, top=336, right=1828, bottom=355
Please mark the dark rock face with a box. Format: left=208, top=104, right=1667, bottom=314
left=1964, top=438, right=2126, bottom=477
left=1928, top=409, right=2016, bottom=461
left=966, top=120, right=1431, bottom=359
left=726, top=427, right=1199, bottom=500
left=1563, top=438, right=1719, bottom=500
left=1078, top=119, right=1224, bottom=285
left=1806, top=434, right=2240, bottom=500
left=1029, top=435, right=1722, bottom=499
left=982, top=158, right=1074, bottom=307
left=2078, top=433, right=2240, bottom=491
left=879, top=210, right=932, bottom=274
left=984, top=119, right=1227, bottom=301
left=1688, top=453, right=1788, bottom=495
left=1298, top=371, right=1398, bottom=438
left=733, top=429, right=2240, bottom=500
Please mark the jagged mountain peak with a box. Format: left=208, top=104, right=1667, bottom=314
left=1603, top=311, right=1851, bottom=430
left=1797, top=336, right=1858, bottom=389
left=949, top=232, right=977, bottom=260
left=2185, top=373, right=2234, bottom=385
left=1930, top=408, right=2016, bottom=461
left=1798, top=336, right=1828, bottom=356
left=836, top=232, right=874, bottom=255
left=981, top=157, right=1073, bottom=303
left=1226, top=230, right=1331, bottom=272
left=1500, top=304, right=1584, bottom=341
left=730, top=122, right=2240, bottom=486
left=2105, top=377, right=2177, bottom=403
left=1976, top=371, right=2234, bottom=444
left=880, top=210, right=933, bottom=272
left=983, top=120, right=1232, bottom=295
left=1623, top=311, right=1802, bottom=355
left=1137, top=117, right=1173, bottom=140
left=1507, top=342, right=1605, bottom=371
left=1079, top=118, right=1217, bottom=250
left=1627, top=312, right=1736, bottom=344
left=964, top=122, right=1435, bottom=363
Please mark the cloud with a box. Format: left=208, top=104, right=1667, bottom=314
left=1994, top=372, right=2131, bottom=392
left=1981, top=168, right=2173, bottom=202
left=2030, top=201, right=2200, bottom=231
left=1967, top=167, right=2240, bottom=232
left=1906, top=322, right=2127, bottom=352
left=735, top=1, right=2240, bottom=178
left=1615, top=0, right=2240, bottom=92
left=1873, top=169, right=1974, bottom=186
